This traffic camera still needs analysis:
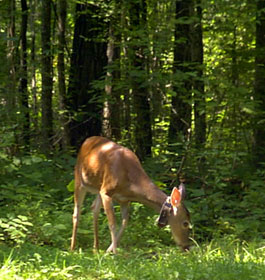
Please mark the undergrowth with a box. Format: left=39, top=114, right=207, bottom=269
left=0, top=150, right=265, bottom=279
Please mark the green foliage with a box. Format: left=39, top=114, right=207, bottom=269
left=1, top=134, right=264, bottom=251
left=181, top=148, right=264, bottom=242
left=1, top=4, right=265, bottom=279
left=0, top=215, right=32, bottom=245
left=0, top=150, right=74, bottom=247
left=0, top=136, right=264, bottom=280
left=141, top=143, right=265, bottom=244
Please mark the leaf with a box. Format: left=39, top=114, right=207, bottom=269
left=54, top=224, right=67, bottom=230
left=17, top=215, right=28, bottom=221
left=78, top=229, right=91, bottom=235
left=242, top=107, right=255, bottom=115
left=190, top=189, right=205, bottom=197
left=67, top=179, right=75, bottom=192
left=0, top=222, right=9, bottom=229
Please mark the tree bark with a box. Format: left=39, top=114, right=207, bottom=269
left=121, top=2, right=131, bottom=140
left=130, top=0, right=152, bottom=160
left=29, top=0, right=38, bottom=138
left=253, top=0, right=265, bottom=166
left=109, top=41, right=122, bottom=141
left=6, top=0, right=16, bottom=119
left=169, top=0, right=192, bottom=144
left=67, top=3, right=107, bottom=148
left=20, top=0, right=30, bottom=148
left=57, top=0, right=70, bottom=148
left=103, top=2, right=121, bottom=140
left=41, top=0, right=53, bottom=153
left=102, top=24, right=114, bottom=139
left=191, top=0, right=206, bottom=148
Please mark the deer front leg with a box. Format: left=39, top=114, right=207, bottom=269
left=91, top=195, right=102, bottom=251
left=100, top=191, right=117, bottom=253
left=107, top=202, right=130, bottom=253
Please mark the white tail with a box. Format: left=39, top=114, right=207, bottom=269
left=71, top=136, right=191, bottom=253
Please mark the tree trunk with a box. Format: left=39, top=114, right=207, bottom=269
left=102, top=24, right=114, bottom=139
left=29, top=0, right=38, bottom=139
left=168, top=0, right=192, bottom=144
left=191, top=0, right=206, bottom=148
left=67, top=3, right=107, bottom=148
left=103, top=2, right=121, bottom=140
left=130, top=0, right=152, bottom=160
left=57, top=0, right=70, bottom=148
left=253, top=0, right=265, bottom=166
left=41, top=0, right=53, bottom=153
left=6, top=0, right=16, bottom=120
left=121, top=3, right=131, bottom=141
left=109, top=42, right=122, bottom=141
left=20, top=0, right=30, bottom=148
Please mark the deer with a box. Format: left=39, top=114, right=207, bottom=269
left=71, top=136, right=191, bottom=254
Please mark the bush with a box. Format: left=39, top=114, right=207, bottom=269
left=0, top=151, right=74, bottom=247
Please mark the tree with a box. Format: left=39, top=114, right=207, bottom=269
left=102, top=1, right=122, bottom=140
left=41, top=0, right=53, bottom=153
left=29, top=0, right=38, bottom=137
left=67, top=3, right=107, bottom=148
left=57, top=0, right=70, bottom=148
left=0, top=0, right=262, bottom=172
left=253, top=0, right=265, bottom=166
left=6, top=0, right=16, bottom=122
left=168, top=0, right=192, bottom=145
left=191, top=0, right=206, bottom=147
left=20, top=0, right=30, bottom=148
left=130, top=0, right=152, bottom=160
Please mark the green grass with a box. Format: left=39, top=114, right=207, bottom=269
left=0, top=239, right=264, bottom=280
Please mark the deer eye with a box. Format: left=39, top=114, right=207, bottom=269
left=182, top=221, right=190, bottom=229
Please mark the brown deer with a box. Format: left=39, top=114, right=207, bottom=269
left=71, top=136, right=191, bottom=253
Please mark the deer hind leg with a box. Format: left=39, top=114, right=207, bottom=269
left=91, top=194, right=102, bottom=251
left=107, top=201, right=130, bottom=253
left=71, top=186, right=86, bottom=251
left=100, top=191, right=117, bottom=253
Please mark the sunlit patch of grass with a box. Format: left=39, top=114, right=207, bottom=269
left=0, top=250, right=21, bottom=280
left=0, top=239, right=264, bottom=279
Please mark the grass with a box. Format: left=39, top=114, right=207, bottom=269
left=0, top=239, right=264, bottom=280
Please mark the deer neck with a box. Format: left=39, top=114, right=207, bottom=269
left=132, top=179, right=168, bottom=212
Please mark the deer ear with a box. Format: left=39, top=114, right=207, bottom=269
left=170, top=187, right=181, bottom=208
left=179, top=182, right=186, bottom=200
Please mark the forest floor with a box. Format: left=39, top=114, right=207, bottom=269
left=0, top=239, right=264, bottom=280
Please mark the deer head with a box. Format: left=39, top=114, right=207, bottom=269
left=157, top=183, right=191, bottom=251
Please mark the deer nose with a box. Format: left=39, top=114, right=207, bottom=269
left=181, top=245, right=190, bottom=252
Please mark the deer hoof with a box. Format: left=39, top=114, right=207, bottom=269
left=106, top=244, right=117, bottom=254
